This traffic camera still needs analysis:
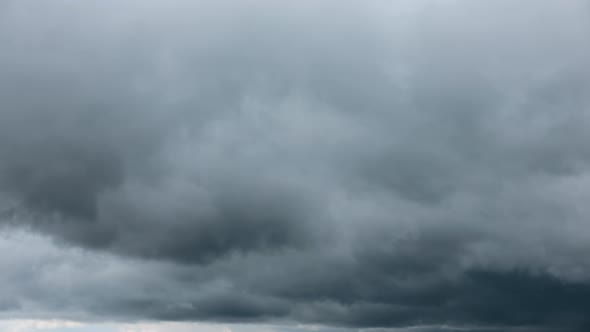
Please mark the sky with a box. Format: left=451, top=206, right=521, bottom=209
left=0, top=0, right=590, bottom=331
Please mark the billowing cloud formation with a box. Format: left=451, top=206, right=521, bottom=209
left=1, top=0, right=590, bottom=331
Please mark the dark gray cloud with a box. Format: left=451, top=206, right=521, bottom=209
left=1, top=0, right=590, bottom=331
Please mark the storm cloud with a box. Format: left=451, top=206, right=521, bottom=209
left=1, top=0, right=590, bottom=331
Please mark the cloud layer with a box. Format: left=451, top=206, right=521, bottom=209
left=1, top=0, right=590, bottom=331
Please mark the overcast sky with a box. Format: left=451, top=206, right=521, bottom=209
left=1, top=1, right=590, bottom=331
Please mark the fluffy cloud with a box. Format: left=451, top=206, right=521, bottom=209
left=1, top=0, right=590, bottom=331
